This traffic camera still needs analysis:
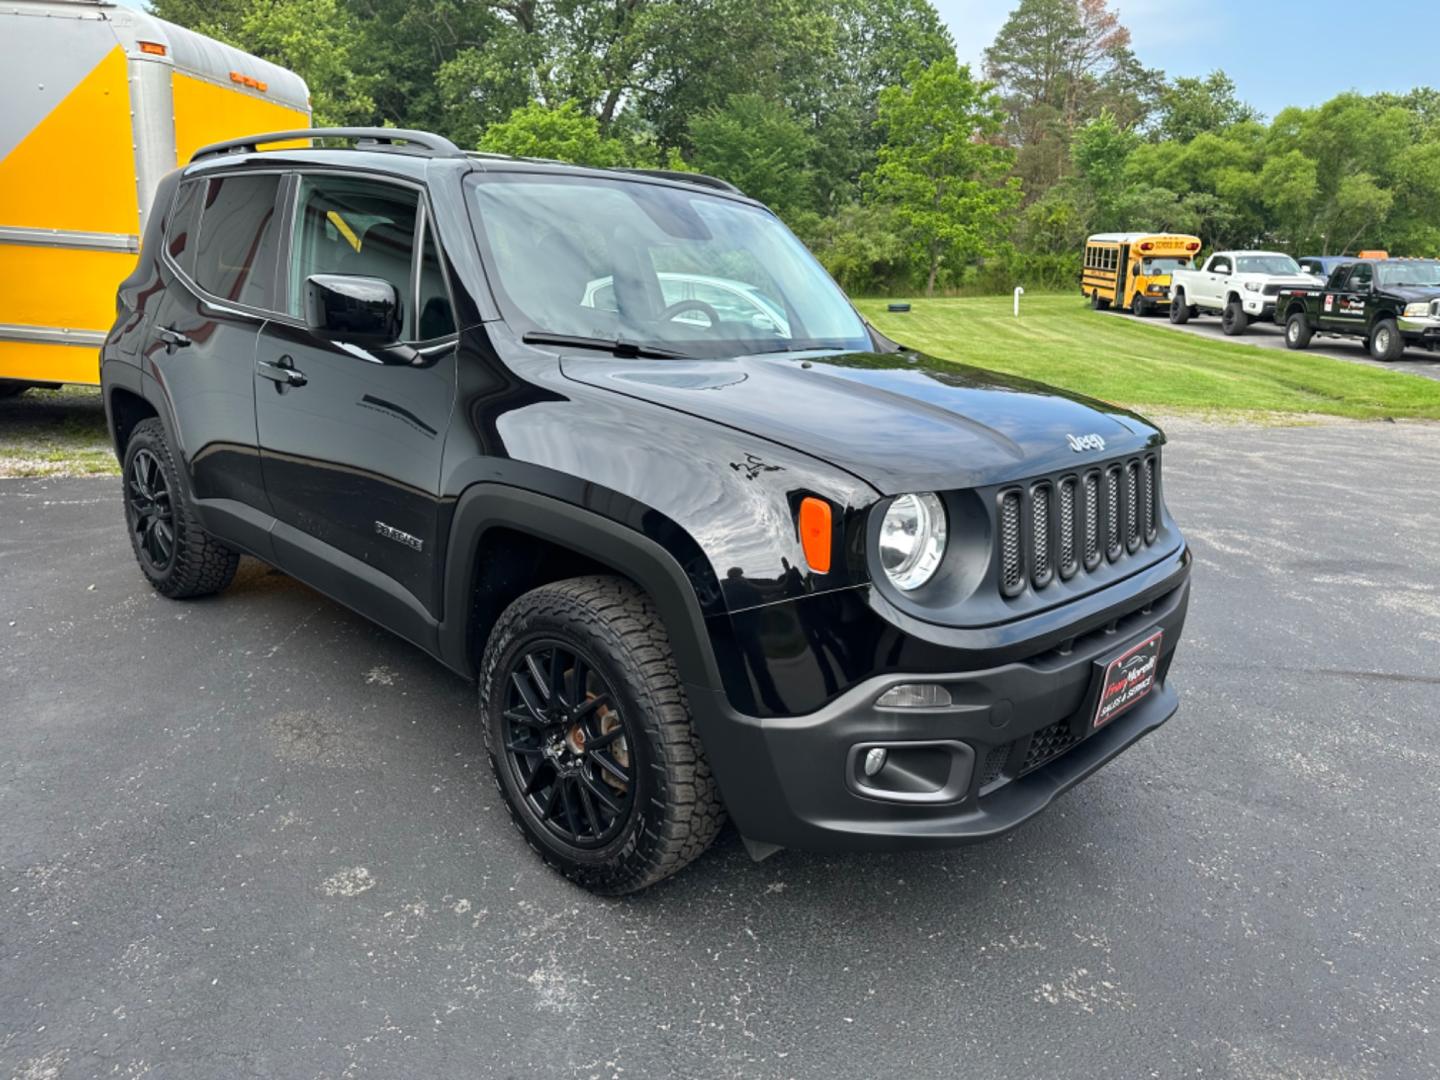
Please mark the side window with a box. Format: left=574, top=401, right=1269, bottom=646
left=416, top=215, right=457, bottom=340
left=291, top=175, right=421, bottom=339
left=164, top=179, right=203, bottom=278
left=193, top=173, right=282, bottom=308
left=1347, top=262, right=1374, bottom=291
left=1211, top=257, right=1231, bottom=274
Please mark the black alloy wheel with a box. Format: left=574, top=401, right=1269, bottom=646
left=126, top=447, right=176, bottom=573
left=499, top=639, right=636, bottom=849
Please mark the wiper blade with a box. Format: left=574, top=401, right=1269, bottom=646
left=521, top=331, right=686, bottom=359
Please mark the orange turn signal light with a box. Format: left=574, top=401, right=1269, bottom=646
left=139, top=41, right=167, bottom=56
left=798, top=497, right=832, bottom=574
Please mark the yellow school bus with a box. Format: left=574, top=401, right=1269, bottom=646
left=0, top=0, right=309, bottom=393
left=1081, top=232, right=1202, bottom=317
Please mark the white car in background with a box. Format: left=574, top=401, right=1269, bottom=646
left=1168, top=251, right=1324, bottom=336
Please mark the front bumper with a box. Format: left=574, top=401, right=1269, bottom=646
left=1398, top=313, right=1440, bottom=336
left=1242, top=295, right=1276, bottom=317
left=689, top=559, right=1190, bottom=852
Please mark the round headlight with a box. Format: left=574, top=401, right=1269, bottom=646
left=878, top=492, right=947, bottom=591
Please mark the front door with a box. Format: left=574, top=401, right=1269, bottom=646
left=254, top=172, right=458, bottom=617
left=1320, top=261, right=1372, bottom=332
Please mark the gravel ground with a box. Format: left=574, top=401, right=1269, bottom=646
left=2, top=420, right=1439, bottom=1079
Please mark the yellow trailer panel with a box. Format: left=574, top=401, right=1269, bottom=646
left=0, top=0, right=309, bottom=388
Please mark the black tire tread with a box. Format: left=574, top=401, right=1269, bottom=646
left=481, top=575, right=725, bottom=894
left=125, top=418, right=239, bottom=598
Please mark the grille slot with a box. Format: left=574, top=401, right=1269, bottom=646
left=999, top=490, right=1023, bottom=596
left=1125, top=461, right=1141, bottom=553
left=1031, top=483, right=1053, bottom=588
left=1082, top=471, right=1100, bottom=570
left=1057, top=477, right=1077, bottom=579
left=1104, top=466, right=1122, bottom=562
left=995, top=454, right=1162, bottom=599
left=978, top=744, right=1010, bottom=789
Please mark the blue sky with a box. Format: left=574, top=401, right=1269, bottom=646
left=935, top=0, right=1438, bottom=118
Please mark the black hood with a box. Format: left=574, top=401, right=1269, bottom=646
left=1382, top=286, right=1440, bottom=303
left=561, top=350, right=1162, bottom=495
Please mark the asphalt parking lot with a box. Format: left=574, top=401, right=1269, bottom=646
left=1144, top=310, right=1440, bottom=381
left=3, top=421, right=1440, bottom=1079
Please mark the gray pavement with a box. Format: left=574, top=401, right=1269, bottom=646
left=1141, top=308, right=1440, bottom=381
left=3, top=421, right=1440, bottom=1079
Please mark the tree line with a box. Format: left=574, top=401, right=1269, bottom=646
left=156, top=0, right=1440, bottom=295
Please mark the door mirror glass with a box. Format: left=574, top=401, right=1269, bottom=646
left=304, top=273, right=402, bottom=345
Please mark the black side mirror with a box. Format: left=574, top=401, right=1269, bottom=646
left=304, top=274, right=402, bottom=345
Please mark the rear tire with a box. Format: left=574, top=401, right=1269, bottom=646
left=1169, top=291, right=1190, bottom=324
left=121, top=418, right=239, bottom=598
left=480, top=575, right=725, bottom=895
left=0, top=383, right=27, bottom=399
left=1370, top=319, right=1405, bottom=361
left=1285, top=312, right=1313, bottom=349
left=1222, top=300, right=1248, bottom=336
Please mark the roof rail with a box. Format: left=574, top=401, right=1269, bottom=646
left=614, top=168, right=742, bottom=195
left=190, top=127, right=464, bottom=163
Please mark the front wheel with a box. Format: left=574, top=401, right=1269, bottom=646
left=1169, top=291, right=1190, bottom=324
left=1221, top=300, right=1248, bottom=336
left=1130, top=295, right=1152, bottom=317
left=1370, top=319, right=1405, bottom=361
left=480, top=576, right=725, bottom=894
left=1285, top=312, right=1313, bottom=349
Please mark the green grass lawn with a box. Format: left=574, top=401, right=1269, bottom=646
left=0, top=386, right=117, bottom=477
left=855, top=293, right=1440, bottom=421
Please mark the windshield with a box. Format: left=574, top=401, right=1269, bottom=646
left=1235, top=255, right=1302, bottom=275
left=1377, top=260, right=1440, bottom=288
left=1139, top=257, right=1188, bottom=273
left=466, top=173, right=870, bottom=358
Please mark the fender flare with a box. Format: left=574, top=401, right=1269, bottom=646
left=436, top=483, right=726, bottom=696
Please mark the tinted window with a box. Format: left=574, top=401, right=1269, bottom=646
left=193, top=174, right=281, bottom=308
left=416, top=217, right=456, bottom=339
left=291, top=175, right=420, bottom=339
left=1346, top=263, right=1374, bottom=290
left=1210, top=257, right=1231, bottom=274
left=164, top=180, right=202, bottom=277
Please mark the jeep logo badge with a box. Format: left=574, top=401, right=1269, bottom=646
left=1066, top=433, right=1106, bottom=453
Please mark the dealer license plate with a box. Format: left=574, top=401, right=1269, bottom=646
left=1093, top=630, right=1163, bottom=730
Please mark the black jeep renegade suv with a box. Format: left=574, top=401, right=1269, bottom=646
left=101, top=128, right=1191, bottom=893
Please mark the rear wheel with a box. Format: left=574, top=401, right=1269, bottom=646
left=1169, top=290, right=1190, bottom=324
left=1285, top=312, right=1313, bottom=349
left=1371, top=319, right=1405, bottom=361
left=122, top=418, right=239, bottom=598
left=0, top=382, right=27, bottom=399
left=480, top=576, right=725, bottom=894
left=1221, top=300, right=1248, bottom=336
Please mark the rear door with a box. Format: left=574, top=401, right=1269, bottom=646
left=254, top=170, right=458, bottom=618
left=141, top=170, right=283, bottom=541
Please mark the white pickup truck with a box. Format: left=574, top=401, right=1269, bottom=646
left=1168, top=251, right=1323, bottom=336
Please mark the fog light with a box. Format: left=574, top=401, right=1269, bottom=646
left=876, top=683, right=952, bottom=708
left=863, top=747, right=887, bottom=776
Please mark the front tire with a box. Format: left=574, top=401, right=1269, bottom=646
left=1370, top=319, right=1405, bottom=361
left=1169, top=291, right=1190, bottom=323
left=1222, top=300, right=1248, bottom=336
left=121, top=418, right=239, bottom=598
left=1285, top=312, right=1313, bottom=349
left=480, top=576, right=725, bottom=894
left=1130, top=295, right=1152, bottom=317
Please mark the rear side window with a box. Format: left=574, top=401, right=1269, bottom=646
left=193, top=173, right=282, bottom=309
left=290, top=175, right=421, bottom=339
left=164, top=180, right=203, bottom=278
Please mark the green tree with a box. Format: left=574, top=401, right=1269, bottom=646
left=477, top=100, right=629, bottom=166
left=1154, top=70, right=1259, bottom=143
left=870, top=58, right=1019, bottom=294
left=688, top=95, right=818, bottom=217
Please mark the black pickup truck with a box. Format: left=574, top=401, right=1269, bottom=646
left=1275, top=257, right=1440, bottom=360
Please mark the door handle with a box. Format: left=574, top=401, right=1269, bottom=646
left=257, top=355, right=308, bottom=388
left=158, top=326, right=191, bottom=353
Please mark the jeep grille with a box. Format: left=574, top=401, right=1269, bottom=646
left=997, top=453, right=1161, bottom=599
